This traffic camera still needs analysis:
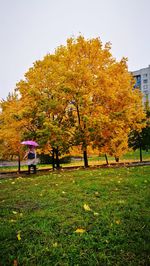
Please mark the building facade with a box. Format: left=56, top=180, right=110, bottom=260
left=132, top=65, right=150, bottom=104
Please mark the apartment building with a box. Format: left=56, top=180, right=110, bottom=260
left=132, top=65, right=150, bottom=104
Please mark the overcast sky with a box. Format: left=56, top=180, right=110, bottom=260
left=0, top=0, right=150, bottom=100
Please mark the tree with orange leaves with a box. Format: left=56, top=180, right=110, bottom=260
left=0, top=36, right=146, bottom=169
left=54, top=36, right=146, bottom=166
left=0, top=93, right=25, bottom=172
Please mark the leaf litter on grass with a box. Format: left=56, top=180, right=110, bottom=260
left=0, top=166, right=150, bottom=265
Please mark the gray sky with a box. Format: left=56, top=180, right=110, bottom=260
left=0, top=0, right=150, bottom=100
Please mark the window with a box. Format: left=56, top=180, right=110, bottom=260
left=143, top=73, right=147, bottom=78
left=143, top=84, right=148, bottom=90
left=143, top=79, right=148, bottom=83
left=134, top=75, right=141, bottom=89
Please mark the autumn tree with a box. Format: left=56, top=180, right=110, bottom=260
left=1, top=35, right=146, bottom=170
left=16, top=54, right=73, bottom=169
left=91, top=59, right=146, bottom=162
left=53, top=36, right=146, bottom=166
left=0, top=93, right=25, bottom=172
left=52, top=37, right=115, bottom=167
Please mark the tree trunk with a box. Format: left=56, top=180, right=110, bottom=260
left=115, top=156, right=119, bottom=163
left=18, top=154, right=21, bottom=173
left=105, top=154, right=109, bottom=165
left=83, top=147, right=89, bottom=168
left=139, top=145, right=142, bottom=162
left=55, top=147, right=60, bottom=169
left=52, top=148, right=55, bottom=170
left=76, top=105, right=81, bottom=125
left=138, top=134, right=143, bottom=162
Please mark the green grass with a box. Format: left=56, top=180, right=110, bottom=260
left=0, top=166, right=150, bottom=265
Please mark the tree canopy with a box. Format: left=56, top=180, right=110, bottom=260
left=0, top=36, right=146, bottom=167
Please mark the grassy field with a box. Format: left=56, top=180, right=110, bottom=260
left=0, top=166, right=150, bottom=265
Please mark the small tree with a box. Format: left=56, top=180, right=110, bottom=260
left=0, top=93, right=24, bottom=172
left=129, top=106, right=150, bottom=162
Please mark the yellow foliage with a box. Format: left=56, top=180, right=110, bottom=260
left=75, top=228, right=86, bottom=233
left=0, top=35, right=146, bottom=162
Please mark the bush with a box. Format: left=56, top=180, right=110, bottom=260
left=39, top=154, right=72, bottom=164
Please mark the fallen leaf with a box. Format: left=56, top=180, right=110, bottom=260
left=52, top=242, right=58, bottom=247
left=17, top=177, right=23, bottom=180
left=10, top=219, right=16, bottom=223
left=83, top=203, right=91, bottom=211
left=75, top=228, right=86, bottom=233
left=118, top=200, right=125, bottom=204
left=93, top=212, right=99, bottom=216
left=17, top=231, right=21, bottom=241
left=115, top=220, right=121, bottom=225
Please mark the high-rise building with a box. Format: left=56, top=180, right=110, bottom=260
left=132, top=65, right=150, bottom=104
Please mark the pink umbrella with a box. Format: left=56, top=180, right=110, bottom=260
left=21, top=140, right=39, bottom=147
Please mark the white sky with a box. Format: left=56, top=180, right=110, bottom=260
left=0, top=0, right=150, bottom=100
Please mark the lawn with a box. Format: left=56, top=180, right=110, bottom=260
left=0, top=166, right=150, bottom=265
